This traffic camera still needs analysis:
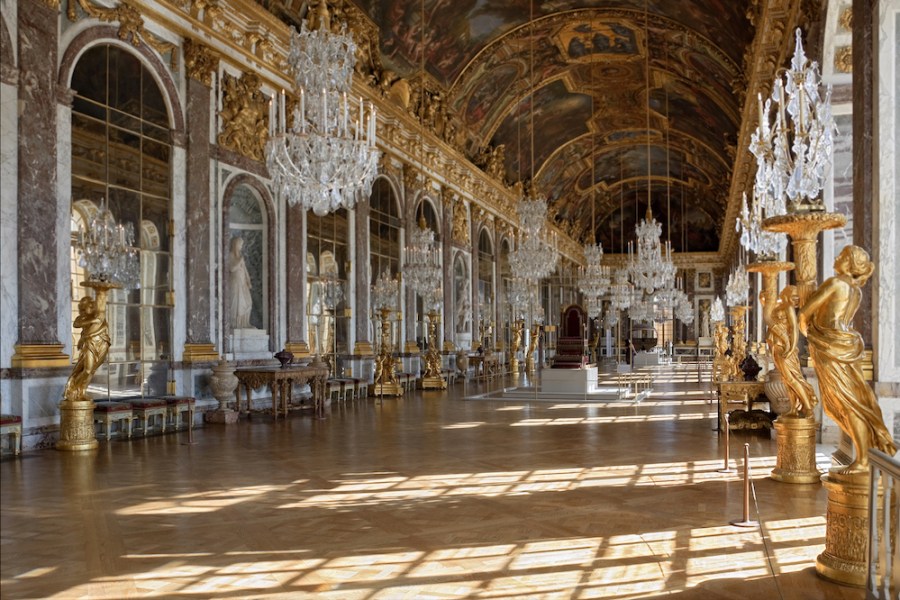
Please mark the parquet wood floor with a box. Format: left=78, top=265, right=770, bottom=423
left=1, top=366, right=865, bottom=599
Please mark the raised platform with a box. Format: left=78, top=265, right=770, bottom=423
left=542, top=365, right=598, bottom=394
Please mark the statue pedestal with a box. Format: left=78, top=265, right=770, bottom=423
left=56, top=399, right=99, bottom=451
left=771, top=415, right=821, bottom=483
left=815, top=471, right=871, bottom=587
left=206, top=409, right=238, bottom=424
left=420, top=375, right=446, bottom=390
left=233, top=328, right=270, bottom=358
left=369, top=382, right=403, bottom=397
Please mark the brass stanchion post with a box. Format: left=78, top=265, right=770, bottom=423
left=731, top=443, right=759, bottom=527
left=717, top=413, right=736, bottom=474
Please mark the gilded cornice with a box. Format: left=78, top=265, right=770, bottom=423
left=183, top=38, right=218, bottom=86
left=719, top=0, right=809, bottom=265
left=67, top=0, right=178, bottom=68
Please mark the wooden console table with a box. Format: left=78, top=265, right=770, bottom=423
left=469, top=354, right=499, bottom=378
left=716, top=380, right=767, bottom=431
left=234, top=365, right=329, bottom=419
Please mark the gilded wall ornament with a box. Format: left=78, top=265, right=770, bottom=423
left=834, top=46, right=852, bottom=74
left=184, top=39, right=219, bottom=87
left=218, top=71, right=268, bottom=162
left=67, top=0, right=178, bottom=68
left=838, top=7, right=852, bottom=31
left=452, top=199, right=470, bottom=245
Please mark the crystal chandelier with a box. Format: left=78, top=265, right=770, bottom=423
left=750, top=28, right=836, bottom=214
left=372, top=269, right=399, bottom=311
left=75, top=198, right=140, bottom=288
left=266, top=7, right=380, bottom=216
left=710, top=296, right=725, bottom=322
left=628, top=295, right=656, bottom=323
left=508, top=194, right=559, bottom=282
left=675, top=296, right=694, bottom=325
left=725, top=265, right=750, bottom=306
left=402, top=216, right=442, bottom=297
left=628, top=206, right=676, bottom=294
left=609, top=268, right=633, bottom=312
left=736, top=190, right=787, bottom=259
left=578, top=243, right=611, bottom=303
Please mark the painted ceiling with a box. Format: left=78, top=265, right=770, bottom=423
left=263, top=0, right=755, bottom=254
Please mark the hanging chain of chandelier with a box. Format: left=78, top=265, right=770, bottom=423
left=265, top=5, right=380, bottom=217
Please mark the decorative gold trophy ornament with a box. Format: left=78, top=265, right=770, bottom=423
left=60, top=199, right=139, bottom=451
left=799, top=246, right=897, bottom=586
left=767, top=285, right=821, bottom=483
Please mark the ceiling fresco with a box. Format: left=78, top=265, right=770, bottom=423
left=264, top=0, right=757, bottom=254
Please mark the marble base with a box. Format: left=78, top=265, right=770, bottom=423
left=233, top=328, right=270, bottom=356
left=634, top=352, right=660, bottom=367
left=698, top=337, right=713, bottom=347
left=542, top=366, right=599, bottom=394
left=205, top=409, right=238, bottom=424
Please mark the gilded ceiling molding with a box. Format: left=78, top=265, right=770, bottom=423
left=183, top=38, right=219, bottom=87
left=834, top=46, right=852, bottom=73
left=217, top=71, right=268, bottom=162
left=67, top=0, right=178, bottom=69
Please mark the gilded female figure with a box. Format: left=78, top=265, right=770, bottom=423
left=799, top=246, right=896, bottom=473
left=767, top=285, right=817, bottom=417
left=63, top=295, right=111, bottom=402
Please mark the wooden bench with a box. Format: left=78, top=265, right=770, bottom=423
left=0, top=414, right=22, bottom=456
left=130, top=398, right=168, bottom=435
left=93, top=401, right=134, bottom=440
left=162, top=396, right=195, bottom=430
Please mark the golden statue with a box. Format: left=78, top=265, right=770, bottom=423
left=799, top=246, right=897, bottom=473
left=768, top=285, right=817, bottom=418
left=63, top=294, right=111, bottom=402
left=511, top=320, right=523, bottom=355
left=712, top=321, right=730, bottom=381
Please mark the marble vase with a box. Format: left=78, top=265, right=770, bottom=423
left=207, top=360, right=238, bottom=424
left=764, top=368, right=792, bottom=416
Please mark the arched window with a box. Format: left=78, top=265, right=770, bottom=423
left=478, top=229, right=494, bottom=333
left=70, top=44, right=172, bottom=398
left=369, top=178, right=401, bottom=279
left=308, top=209, right=350, bottom=357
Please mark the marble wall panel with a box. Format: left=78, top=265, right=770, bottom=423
left=185, top=78, right=212, bottom=344
left=56, top=102, right=72, bottom=355
left=1, top=80, right=18, bottom=367
left=354, top=200, right=370, bottom=346
left=16, top=0, right=60, bottom=345
left=285, top=202, right=307, bottom=344
left=172, top=146, right=187, bottom=361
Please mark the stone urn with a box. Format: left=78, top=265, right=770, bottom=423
left=764, top=368, right=792, bottom=416
left=208, top=360, right=239, bottom=423
left=456, top=350, right=469, bottom=376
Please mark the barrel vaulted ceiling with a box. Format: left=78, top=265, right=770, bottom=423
left=260, top=1, right=816, bottom=256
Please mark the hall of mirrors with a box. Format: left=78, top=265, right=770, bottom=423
left=1, top=0, right=898, bottom=598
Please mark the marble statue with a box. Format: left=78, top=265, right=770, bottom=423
left=768, top=285, right=817, bottom=418
left=228, top=236, right=254, bottom=329
left=456, top=278, right=471, bottom=333
left=700, top=309, right=710, bottom=339
left=63, top=295, right=111, bottom=402
left=799, top=246, right=897, bottom=473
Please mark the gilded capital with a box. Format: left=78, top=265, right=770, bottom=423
left=184, top=39, right=219, bottom=87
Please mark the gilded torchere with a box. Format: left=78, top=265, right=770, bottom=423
left=525, top=324, right=540, bottom=374
left=57, top=281, right=116, bottom=451
left=726, top=305, right=748, bottom=381
left=509, top=319, right=523, bottom=374
left=370, top=307, right=403, bottom=397
left=420, top=311, right=446, bottom=390
left=799, top=246, right=897, bottom=586
left=712, top=321, right=730, bottom=382
left=767, top=285, right=820, bottom=483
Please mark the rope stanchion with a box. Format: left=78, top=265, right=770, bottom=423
left=731, top=443, right=759, bottom=528
left=181, top=406, right=197, bottom=446
left=717, top=413, right=736, bottom=473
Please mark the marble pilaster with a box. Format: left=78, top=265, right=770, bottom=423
left=441, top=193, right=453, bottom=346
left=470, top=210, right=480, bottom=336
left=852, top=0, right=876, bottom=345
left=183, top=76, right=217, bottom=360
left=285, top=201, right=309, bottom=353
left=353, top=198, right=372, bottom=354
left=13, top=0, right=66, bottom=364
left=1, top=78, right=18, bottom=369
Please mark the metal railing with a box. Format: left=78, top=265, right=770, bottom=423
left=867, top=448, right=900, bottom=600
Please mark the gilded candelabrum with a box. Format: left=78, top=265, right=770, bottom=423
left=58, top=281, right=117, bottom=451
left=420, top=311, right=446, bottom=390
left=370, top=307, right=403, bottom=397
left=797, top=246, right=897, bottom=586
left=509, top=319, right=523, bottom=374
left=747, top=260, right=794, bottom=328
left=525, top=324, right=540, bottom=373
